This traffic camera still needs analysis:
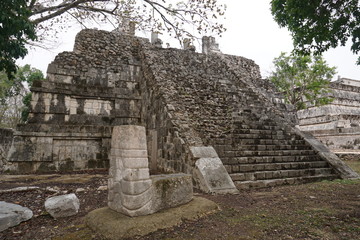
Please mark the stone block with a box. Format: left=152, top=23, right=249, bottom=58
left=0, top=201, right=33, bottom=232
left=151, top=173, right=193, bottom=211
left=122, top=168, right=150, bottom=181
left=45, top=193, right=80, bottom=218
left=190, top=146, right=218, bottom=159
left=121, top=189, right=153, bottom=211
left=121, top=157, right=149, bottom=169
left=193, top=147, right=238, bottom=194
left=121, top=179, right=152, bottom=195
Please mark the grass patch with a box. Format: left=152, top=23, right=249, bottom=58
left=344, top=160, right=360, bottom=173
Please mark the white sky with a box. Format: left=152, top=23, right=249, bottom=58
left=18, top=1, right=360, bottom=80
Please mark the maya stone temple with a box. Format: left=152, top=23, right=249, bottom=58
left=0, top=27, right=358, bottom=193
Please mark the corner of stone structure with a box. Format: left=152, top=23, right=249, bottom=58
left=190, top=146, right=239, bottom=194
left=294, top=128, right=360, bottom=179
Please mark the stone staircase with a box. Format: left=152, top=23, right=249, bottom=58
left=204, top=78, right=338, bottom=189
left=214, top=99, right=338, bottom=189
left=140, top=47, right=350, bottom=190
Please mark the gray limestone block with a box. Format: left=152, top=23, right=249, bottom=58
left=45, top=193, right=80, bottom=218
left=151, top=173, right=193, bottom=211
left=0, top=201, right=33, bottom=232
left=194, top=156, right=239, bottom=194
left=190, top=146, right=218, bottom=159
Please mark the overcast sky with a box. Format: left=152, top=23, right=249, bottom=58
left=18, top=1, right=360, bottom=80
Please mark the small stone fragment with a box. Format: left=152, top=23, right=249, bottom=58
left=45, top=193, right=80, bottom=218
left=76, top=188, right=86, bottom=193
left=97, top=185, right=108, bottom=191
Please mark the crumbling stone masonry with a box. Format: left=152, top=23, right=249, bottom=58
left=298, top=78, right=360, bottom=154
left=0, top=29, right=358, bottom=190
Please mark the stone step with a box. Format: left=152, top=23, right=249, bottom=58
left=225, top=161, right=329, bottom=174
left=235, top=139, right=308, bottom=146
left=221, top=155, right=321, bottom=165
left=231, top=133, right=303, bottom=140
left=233, top=119, right=280, bottom=126
left=233, top=129, right=286, bottom=135
left=233, top=174, right=338, bottom=190
left=230, top=168, right=334, bottom=182
left=227, top=144, right=313, bottom=151
left=222, top=150, right=316, bottom=158
left=234, top=124, right=284, bottom=131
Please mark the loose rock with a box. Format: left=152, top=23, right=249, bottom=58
left=45, top=193, right=80, bottom=218
left=0, top=201, right=33, bottom=232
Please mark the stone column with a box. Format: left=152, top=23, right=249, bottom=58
left=202, top=36, right=221, bottom=54
left=108, top=125, right=154, bottom=217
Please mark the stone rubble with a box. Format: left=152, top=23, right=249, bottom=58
left=0, top=201, right=33, bottom=232
left=45, top=193, right=80, bottom=218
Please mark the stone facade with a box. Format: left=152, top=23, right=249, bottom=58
left=1, top=29, right=357, bottom=189
left=298, top=78, right=360, bottom=153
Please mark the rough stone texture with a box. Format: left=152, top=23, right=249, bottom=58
left=45, top=193, right=80, bottom=218
left=108, top=125, right=192, bottom=217
left=0, top=201, right=33, bottom=232
left=5, top=29, right=145, bottom=172
left=298, top=78, right=360, bottom=153
left=0, top=128, right=13, bottom=169
left=2, top=28, right=354, bottom=189
left=191, top=147, right=239, bottom=194
left=86, top=197, right=219, bottom=240
left=151, top=173, right=193, bottom=210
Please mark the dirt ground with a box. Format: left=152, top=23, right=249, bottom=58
left=0, top=161, right=359, bottom=240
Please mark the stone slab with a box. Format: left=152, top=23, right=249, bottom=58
left=151, top=173, right=193, bottom=211
left=194, top=156, right=239, bottom=194
left=0, top=201, right=33, bottom=232
left=295, top=128, right=360, bottom=179
left=190, top=146, right=219, bottom=159
left=86, top=197, right=219, bottom=240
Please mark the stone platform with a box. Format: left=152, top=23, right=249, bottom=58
left=85, top=197, right=219, bottom=240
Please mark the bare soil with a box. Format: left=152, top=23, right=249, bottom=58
left=0, top=161, right=359, bottom=240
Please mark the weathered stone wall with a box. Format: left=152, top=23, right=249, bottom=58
left=298, top=78, right=360, bottom=152
left=5, top=29, right=146, bottom=172
left=0, top=128, right=13, bottom=168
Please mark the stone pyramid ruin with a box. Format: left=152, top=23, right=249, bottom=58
left=1, top=29, right=358, bottom=192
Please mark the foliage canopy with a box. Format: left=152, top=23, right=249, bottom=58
left=271, top=0, right=360, bottom=64
left=269, top=52, right=336, bottom=111
left=0, top=0, right=37, bottom=78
